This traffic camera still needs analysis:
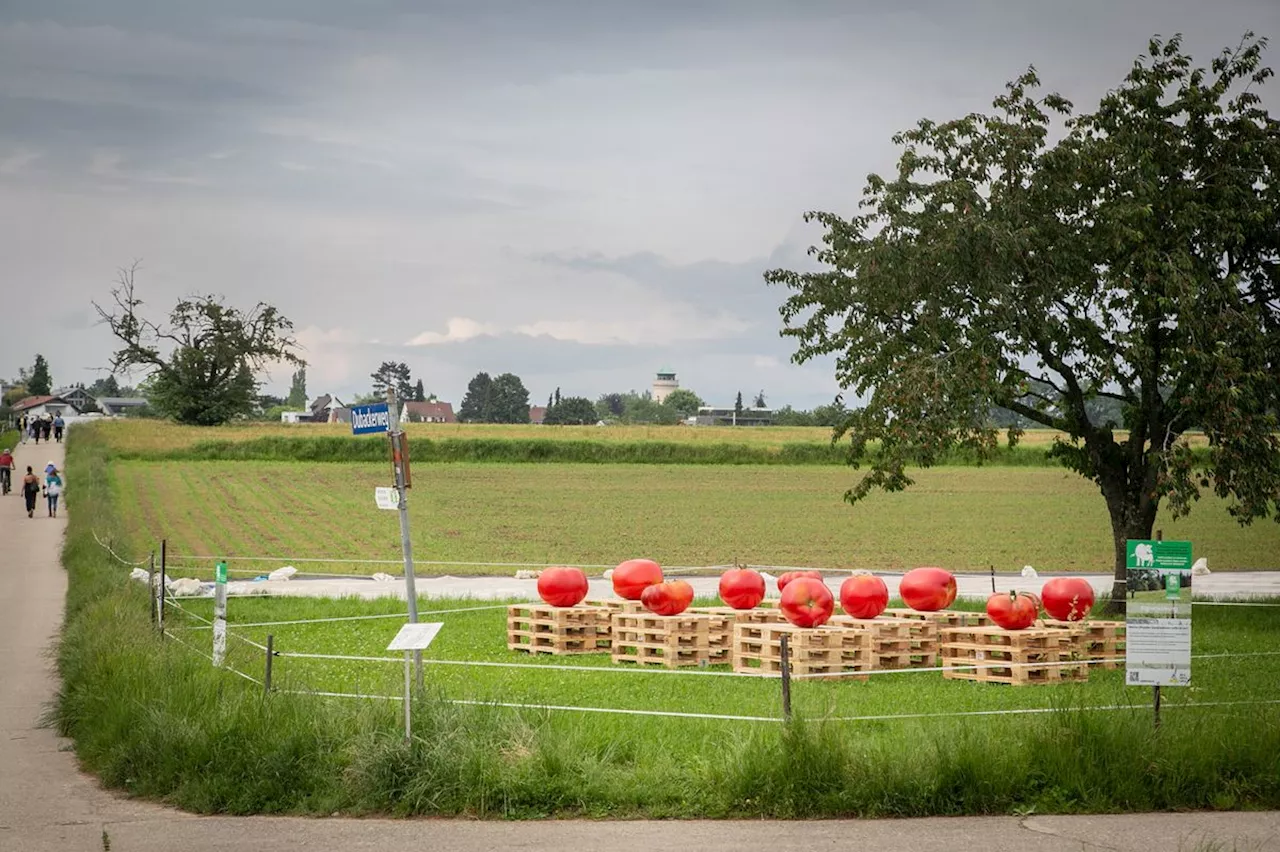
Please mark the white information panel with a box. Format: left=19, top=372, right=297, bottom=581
left=1125, top=539, right=1193, bottom=687
left=387, top=622, right=443, bottom=651
left=375, top=486, right=400, bottom=511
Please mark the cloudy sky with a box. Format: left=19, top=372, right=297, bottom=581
left=2, top=1, right=1276, bottom=409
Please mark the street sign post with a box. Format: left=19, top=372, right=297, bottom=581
left=351, top=403, right=391, bottom=435
left=387, top=623, right=443, bottom=741
left=384, top=392, right=422, bottom=689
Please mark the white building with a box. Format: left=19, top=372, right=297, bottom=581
left=652, top=368, right=679, bottom=403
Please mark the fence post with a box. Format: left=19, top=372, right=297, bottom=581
left=148, top=552, right=156, bottom=626
left=158, top=539, right=167, bottom=635
left=264, top=634, right=274, bottom=695
left=212, top=561, right=228, bottom=667
left=403, top=650, right=412, bottom=742
left=779, top=633, right=792, bottom=721
left=1153, top=529, right=1162, bottom=729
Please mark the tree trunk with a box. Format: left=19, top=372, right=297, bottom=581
left=1102, top=485, right=1160, bottom=617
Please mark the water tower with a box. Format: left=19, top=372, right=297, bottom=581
left=652, top=368, right=678, bottom=403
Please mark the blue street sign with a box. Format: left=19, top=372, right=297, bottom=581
left=351, top=403, right=391, bottom=435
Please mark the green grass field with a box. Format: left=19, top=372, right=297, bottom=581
left=111, top=460, right=1277, bottom=574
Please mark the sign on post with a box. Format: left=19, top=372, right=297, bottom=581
left=374, top=486, right=400, bottom=511
left=387, top=623, right=443, bottom=742
left=1125, top=539, right=1193, bottom=687
left=213, top=560, right=228, bottom=667
left=351, top=403, right=391, bottom=435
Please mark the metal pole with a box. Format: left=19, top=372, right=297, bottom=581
left=387, top=391, right=422, bottom=689
left=148, top=552, right=156, bottom=626
left=158, top=539, right=167, bottom=635
left=403, top=650, right=412, bottom=742
left=780, top=633, right=792, bottom=721
left=264, top=634, right=274, bottom=694
left=1154, top=529, right=1162, bottom=726
left=990, top=564, right=996, bottom=595
left=212, top=561, right=227, bottom=667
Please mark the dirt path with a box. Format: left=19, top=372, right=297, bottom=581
left=2, top=433, right=1278, bottom=851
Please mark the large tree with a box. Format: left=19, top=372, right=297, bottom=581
left=662, top=388, right=704, bottom=418
left=28, top=354, right=51, bottom=396
left=765, top=34, right=1280, bottom=610
left=370, top=361, right=414, bottom=402
left=543, top=395, right=598, bottom=425
left=286, top=368, right=307, bottom=408
left=490, top=372, right=531, bottom=423
left=94, top=263, right=304, bottom=425
left=458, top=372, right=493, bottom=422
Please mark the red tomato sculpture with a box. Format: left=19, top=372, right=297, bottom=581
left=536, top=566, right=589, bottom=607
left=779, top=577, right=835, bottom=628
left=719, top=568, right=766, bottom=610
left=839, top=575, right=889, bottom=619
left=899, top=567, right=958, bottom=612
left=986, top=590, right=1040, bottom=630
left=776, top=570, right=824, bottom=593
left=1041, top=577, right=1095, bottom=622
left=641, top=580, right=695, bottom=616
left=612, top=558, right=663, bottom=600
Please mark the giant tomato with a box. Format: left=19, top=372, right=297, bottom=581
left=899, top=567, right=957, bottom=612
left=1041, top=577, right=1095, bottom=621
left=986, top=590, right=1039, bottom=630
left=779, top=577, right=835, bottom=627
left=537, top=566, right=589, bottom=607
left=839, top=575, right=889, bottom=619
left=612, top=558, right=663, bottom=600
left=719, top=568, right=766, bottom=610
left=776, top=570, right=823, bottom=593
left=641, top=580, right=695, bottom=616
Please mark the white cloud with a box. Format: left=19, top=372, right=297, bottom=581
left=406, top=317, right=501, bottom=346
left=0, top=147, right=41, bottom=174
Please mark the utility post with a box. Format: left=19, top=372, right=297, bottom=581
left=387, top=389, right=423, bottom=689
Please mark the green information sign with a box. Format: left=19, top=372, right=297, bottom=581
left=1125, top=539, right=1192, bottom=572
left=215, top=561, right=227, bottom=584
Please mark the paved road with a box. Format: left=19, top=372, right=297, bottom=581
left=4, top=438, right=1279, bottom=851
left=194, top=568, right=1280, bottom=602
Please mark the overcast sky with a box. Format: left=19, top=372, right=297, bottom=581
left=2, top=1, right=1277, bottom=409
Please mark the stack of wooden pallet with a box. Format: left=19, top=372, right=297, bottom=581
left=830, top=615, right=939, bottom=668
left=1038, top=619, right=1127, bottom=669
left=610, top=612, right=714, bottom=668
left=506, top=603, right=613, bottom=655
left=884, top=607, right=991, bottom=628
left=732, top=622, right=873, bottom=680
left=940, top=625, right=1088, bottom=685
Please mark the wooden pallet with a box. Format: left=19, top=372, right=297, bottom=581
left=583, top=598, right=647, bottom=614
left=685, top=607, right=765, bottom=663
left=1037, top=619, right=1126, bottom=669
left=611, top=612, right=713, bottom=668
left=884, top=608, right=991, bottom=628
left=507, top=604, right=612, bottom=655
left=732, top=623, right=873, bottom=680
left=940, top=626, right=1088, bottom=685
left=830, top=615, right=940, bottom=668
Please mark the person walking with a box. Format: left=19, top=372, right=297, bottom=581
left=31, top=417, right=40, bottom=445
left=0, top=447, right=12, bottom=495
left=41, top=417, right=52, bottom=443
left=53, top=414, right=65, bottom=443
left=18, top=413, right=28, bottom=444
left=21, top=466, right=40, bottom=518
left=43, top=467, right=63, bottom=518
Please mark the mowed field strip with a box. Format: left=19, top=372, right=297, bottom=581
left=111, top=460, right=1277, bottom=573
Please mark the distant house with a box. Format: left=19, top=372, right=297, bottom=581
left=98, top=397, right=149, bottom=416
left=529, top=405, right=547, bottom=425
left=13, top=395, right=81, bottom=418
left=695, top=406, right=774, bottom=427
left=280, top=410, right=308, bottom=424
left=308, top=394, right=350, bottom=423
left=52, top=386, right=96, bottom=412
left=401, top=401, right=457, bottom=424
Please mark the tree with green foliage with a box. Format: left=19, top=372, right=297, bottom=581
left=458, top=372, right=493, bottom=422
left=490, top=373, right=531, bottom=423
left=89, top=374, right=121, bottom=399
left=766, top=34, right=1280, bottom=610
left=661, top=388, right=704, bottom=418
left=543, top=395, right=598, bottom=425
left=3, top=384, right=29, bottom=407
left=93, top=263, right=304, bottom=425
left=286, top=368, right=307, bottom=408
left=597, top=393, right=626, bottom=419
left=370, top=361, right=413, bottom=402
left=733, top=391, right=744, bottom=421
left=413, top=379, right=426, bottom=402
left=753, top=390, right=767, bottom=408
left=28, top=354, right=51, bottom=396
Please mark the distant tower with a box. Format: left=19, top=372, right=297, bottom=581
left=652, top=367, right=678, bottom=403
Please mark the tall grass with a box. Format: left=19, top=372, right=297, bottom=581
left=54, top=425, right=1280, bottom=817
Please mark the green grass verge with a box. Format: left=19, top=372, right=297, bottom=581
left=57, top=424, right=1280, bottom=817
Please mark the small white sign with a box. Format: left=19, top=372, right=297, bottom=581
left=375, top=486, right=400, bottom=510
left=1126, top=617, right=1192, bottom=686
left=387, top=622, right=443, bottom=651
